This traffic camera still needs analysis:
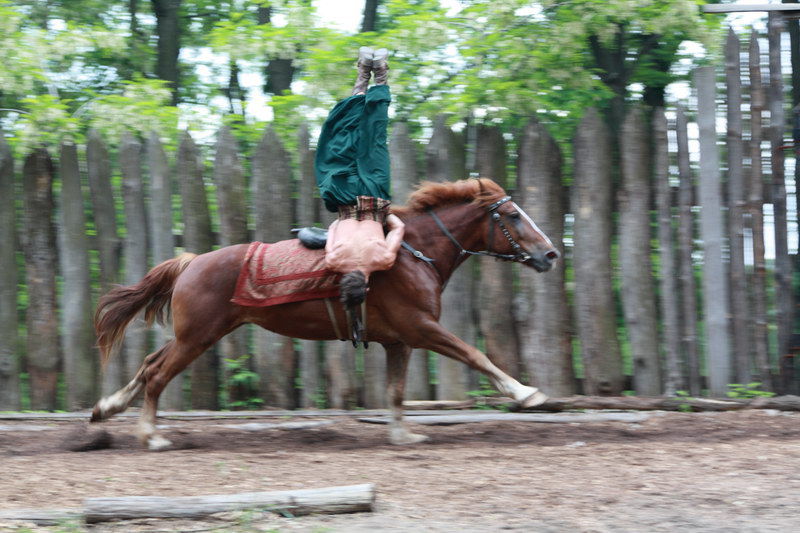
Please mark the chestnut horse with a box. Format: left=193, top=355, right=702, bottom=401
left=91, top=178, right=559, bottom=450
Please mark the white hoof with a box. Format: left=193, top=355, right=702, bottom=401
left=390, top=427, right=430, bottom=445
left=520, top=389, right=549, bottom=409
left=147, top=435, right=173, bottom=451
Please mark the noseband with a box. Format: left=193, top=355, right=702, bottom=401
left=427, top=196, right=532, bottom=263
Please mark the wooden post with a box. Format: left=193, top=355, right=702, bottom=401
left=726, top=28, right=751, bottom=385
left=390, top=121, right=429, bottom=400
left=86, top=129, right=120, bottom=288
left=147, top=132, right=182, bottom=409
left=676, top=106, right=702, bottom=396
left=695, top=65, right=733, bottom=396
left=21, top=149, right=59, bottom=410
left=768, top=13, right=796, bottom=394
left=87, top=130, right=122, bottom=394
left=476, top=124, right=520, bottom=380
left=618, top=106, right=661, bottom=395
left=0, top=135, right=19, bottom=410
left=425, top=116, right=471, bottom=399
left=572, top=109, right=624, bottom=395
left=119, top=132, right=149, bottom=385
left=654, top=108, right=683, bottom=395
left=177, top=131, right=218, bottom=409
left=251, top=126, right=295, bottom=409
left=362, top=344, right=387, bottom=408
left=214, top=126, right=251, bottom=405
left=748, top=30, right=771, bottom=388
left=296, top=124, right=320, bottom=408
left=58, top=142, right=96, bottom=408
left=516, top=117, right=574, bottom=397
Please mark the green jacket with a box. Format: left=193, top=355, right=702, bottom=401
left=315, top=85, right=391, bottom=212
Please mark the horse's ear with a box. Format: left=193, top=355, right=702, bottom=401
left=477, top=177, right=484, bottom=194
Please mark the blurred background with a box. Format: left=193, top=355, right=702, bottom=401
left=0, top=0, right=798, bottom=412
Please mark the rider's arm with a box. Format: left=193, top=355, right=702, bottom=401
left=383, top=214, right=405, bottom=256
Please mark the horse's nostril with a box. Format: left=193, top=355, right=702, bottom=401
left=545, top=250, right=559, bottom=261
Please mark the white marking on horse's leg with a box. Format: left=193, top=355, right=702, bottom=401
left=388, top=403, right=429, bottom=445
left=489, top=369, right=548, bottom=408
left=137, top=396, right=172, bottom=451
left=92, top=378, right=143, bottom=421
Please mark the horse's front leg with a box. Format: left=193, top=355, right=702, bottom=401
left=414, top=319, right=548, bottom=408
left=384, top=342, right=429, bottom=445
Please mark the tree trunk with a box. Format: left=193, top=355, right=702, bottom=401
left=361, top=0, right=380, bottom=32
left=213, top=126, right=250, bottom=405
left=695, top=66, right=733, bottom=396
left=475, top=124, right=519, bottom=380
left=119, top=132, right=149, bottom=386
left=726, top=29, right=751, bottom=385
left=147, top=132, right=181, bottom=409
left=296, top=124, right=320, bottom=408
left=768, top=13, right=796, bottom=394
left=618, top=106, right=661, bottom=395
left=58, top=142, right=96, bottom=409
left=22, top=150, right=59, bottom=410
left=516, top=117, right=574, bottom=396
left=748, top=31, right=771, bottom=389
left=653, top=108, right=682, bottom=395
left=390, top=121, right=429, bottom=400
left=151, top=0, right=181, bottom=104
left=0, top=135, right=19, bottom=410
left=251, top=127, right=295, bottom=409
left=257, top=6, right=295, bottom=96
left=177, top=131, right=217, bottom=409
left=676, top=106, right=701, bottom=396
left=572, top=108, right=624, bottom=395
left=425, top=116, right=471, bottom=399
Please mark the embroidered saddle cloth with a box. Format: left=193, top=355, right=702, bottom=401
left=231, top=240, right=341, bottom=307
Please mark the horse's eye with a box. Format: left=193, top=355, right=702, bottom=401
left=509, top=212, right=521, bottom=220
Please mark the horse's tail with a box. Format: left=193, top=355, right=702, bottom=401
left=95, top=253, right=197, bottom=366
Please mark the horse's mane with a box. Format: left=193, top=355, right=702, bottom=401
left=392, top=178, right=507, bottom=216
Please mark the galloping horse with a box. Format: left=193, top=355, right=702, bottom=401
left=91, top=178, right=559, bottom=450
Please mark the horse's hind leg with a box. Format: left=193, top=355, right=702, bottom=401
left=384, top=343, right=429, bottom=445
left=136, top=338, right=209, bottom=450
left=90, top=374, right=144, bottom=422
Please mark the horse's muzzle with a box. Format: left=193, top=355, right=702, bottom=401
left=526, top=248, right=560, bottom=272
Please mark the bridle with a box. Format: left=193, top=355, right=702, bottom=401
left=426, top=196, right=532, bottom=264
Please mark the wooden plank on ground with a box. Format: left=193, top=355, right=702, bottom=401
left=358, top=412, right=653, bottom=426
left=0, top=508, right=83, bottom=526
left=83, top=484, right=375, bottom=523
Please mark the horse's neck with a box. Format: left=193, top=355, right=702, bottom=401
left=406, top=203, right=487, bottom=284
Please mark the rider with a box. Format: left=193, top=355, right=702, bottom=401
left=315, top=47, right=405, bottom=344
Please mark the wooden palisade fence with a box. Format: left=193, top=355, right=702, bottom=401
left=0, top=27, right=798, bottom=411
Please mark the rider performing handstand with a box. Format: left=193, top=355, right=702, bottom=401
left=316, top=47, right=405, bottom=344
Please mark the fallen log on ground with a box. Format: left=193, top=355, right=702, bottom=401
left=532, top=395, right=747, bottom=412
left=83, top=483, right=375, bottom=523
left=359, top=411, right=653, bottom=425
left=0, top=508, right=82, bottom=526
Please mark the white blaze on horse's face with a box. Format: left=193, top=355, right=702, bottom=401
left=507, top=201, right=560, bottom=272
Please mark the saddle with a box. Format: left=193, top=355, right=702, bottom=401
left=292, top=227, right=328, bottom=249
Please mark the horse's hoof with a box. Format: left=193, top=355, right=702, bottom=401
left=147, top=435, right=173, bottom=451
left=520, top=389, right=548, bottom=409
left=390, top=430, right=430, bottom=445
left=90, top=405, right=103, bottom=423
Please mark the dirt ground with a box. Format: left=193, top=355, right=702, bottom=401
left=1, top=409, right=799, bottom=532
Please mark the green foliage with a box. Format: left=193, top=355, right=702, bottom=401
left=223, top=355, right=264, bottom=410
left=467, top=385, right=509, bottom=411
left=675, top=390, right=693, bottom=412
left=726, top=383, right=776, bottom=400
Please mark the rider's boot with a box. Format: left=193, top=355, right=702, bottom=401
left=372, top=48, right=390, bottom=85
left=352, top=46, right=374, bottom=95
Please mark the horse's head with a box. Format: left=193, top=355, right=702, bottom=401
left=484, top=196, right=560, bottom=272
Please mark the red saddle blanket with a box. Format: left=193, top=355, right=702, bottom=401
left=231, top=240, right=341, bottom=307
